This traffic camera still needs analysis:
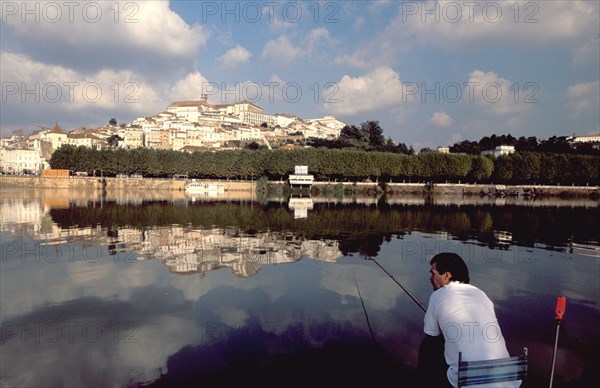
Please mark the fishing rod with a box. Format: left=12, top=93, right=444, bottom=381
left=353, top=270, right=377, bottom=344
left=549, top=296, right=567, bottom=387
left=358, top=249, right=427, bottom=313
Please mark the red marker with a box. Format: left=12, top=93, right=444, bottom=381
left=550, top=296, right=567, bottom=387
left=555, top=296, right=567, bottom=321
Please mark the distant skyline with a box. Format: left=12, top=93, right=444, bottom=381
left=1, top=1, right=598, bottom=150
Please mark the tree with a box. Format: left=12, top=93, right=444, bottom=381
left=450, top=140, right=479, bottom=154
left=383, top=137, right=397, bottom=153
left=109, top=118, right=117, bottom=126
left=49, top=144, right=77, bottom=169
left=361, top=121, right=386, bottom=151
left=538, top=136, right=572, bottom=154
left=539, top=153, right=567, bottom=184
left=492, top=155, right=514, bottom=182
left=245, top=141, right=261, bottom=150
left=512, top=152, right=541, bottom=183
left=470, top=155, right=494, bottom=182
left=515, top=136, right=538, bottom=152
left=106, top=135, right=123, bottom=149
left=569, top=155, right=599, bottom=185
left=339, top=124, right=368, bottom=149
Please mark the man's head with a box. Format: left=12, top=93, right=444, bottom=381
left=429, top=252, right=470, bottom=290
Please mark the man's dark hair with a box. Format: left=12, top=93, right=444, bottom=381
left=430, top=252, right=470, bottom=283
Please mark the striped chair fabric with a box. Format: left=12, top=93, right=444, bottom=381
left=457, top=347, right=528, bottom=387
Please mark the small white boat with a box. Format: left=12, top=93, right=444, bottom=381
left=185, top=181, right=226, bottom=194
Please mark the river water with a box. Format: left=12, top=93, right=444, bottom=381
left=0, top=188, right=598, bottom=387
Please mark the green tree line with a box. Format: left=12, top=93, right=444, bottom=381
left=450, top=133, right=599, bottom=156
left=49, top=144, right=599, bottom=185
left=307, top=121, right=414, bottom=154
left=305, top=123, right=597, bottom=156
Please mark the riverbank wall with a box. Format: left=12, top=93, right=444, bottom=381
left=1, top=176, right=598, bottom=199
left=0, top=176, right=256, bottom=192
left=308, top=181, right=600, bottom=199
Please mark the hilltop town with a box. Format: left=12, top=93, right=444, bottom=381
left=0, top=97, right=345, bottom=174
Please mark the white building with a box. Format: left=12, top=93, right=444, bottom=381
left=121, top=126, right=144, bottom=149
left=1, top=148, right=45, bottom=173
left=239, top=110, right=275, bottom=127
left=66, top=133, right=106, bottom=149
left=289, top=165, right=314, bottom=187
left=232, top=125, right=262, bottom=141
left=167, top=100, right=213, bottom=123
left=569, top=134, right=600, bottom=143
left=162, top=120, right=196, bottom=132
left=481, top=145, right=516, bottom=157
left=272, top=114, right=298, bottom=128
left=40, top=124, right=67, bottom=151
left=306, top=116, right=346, bottom=131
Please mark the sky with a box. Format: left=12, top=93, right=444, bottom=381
left=1, top=0, right=599, bottom=150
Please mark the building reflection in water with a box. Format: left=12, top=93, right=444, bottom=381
left=130, top=226, right=340, bottom=276
left=288, top=196, right=314, bottom=219
left=2, top=187, right=599, bottom=277
left=0, top=188, right=342, bottom=277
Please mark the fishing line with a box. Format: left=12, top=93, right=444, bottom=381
left=358, top=249, right=427, bottom=313
left=353, top=270, right=377, bottom=344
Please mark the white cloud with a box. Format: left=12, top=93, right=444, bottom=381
left=2, top=1, right=206, bottom=55
left=430, top=112, right=453, bottom=127
left=463, top=69, right=533, bottom=115
left=338, top=1, right=599, bottom=69
left=324, top=67, right=409, bottom=116
left=217, top=45, right=252, bottom=69
left=0, top=51, right=152, bottom=112
left=369, top=0, right=392, bottom=11
left=572, top=37, right=600, bottom=68
left=261, top=35, right=303, bottom=66
left=0, top=1, right=211, bottom=134
left=305, top=28, right=334, bottom=56
left=261, top=28, right=335, bottom=66
left=566, top=81, right=600, bottom=117
left=354, top=16, right=366, bottom=29
left=399, top=0, right=598, bottom=47
left=167, top=71, right=212, bottom=103
left=0, top=51, right=210, bottom=132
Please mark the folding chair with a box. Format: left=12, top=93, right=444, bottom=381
left=457, top=347, right=528, bottom=387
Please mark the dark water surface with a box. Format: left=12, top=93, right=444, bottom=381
left=1, top=188, right=598, bottom=387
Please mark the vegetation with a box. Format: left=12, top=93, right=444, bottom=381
left=450, top=134, right=599, bottom=156
left=49, top=144, right=600, bottom=185
left=307, top=121, right=413, bottom=154
left=47, top=119, right=598, bottom=184
left=48, top=201, right=600, bottom=251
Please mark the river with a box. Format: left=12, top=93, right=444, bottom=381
left=0, top=188, right=598, bottom=387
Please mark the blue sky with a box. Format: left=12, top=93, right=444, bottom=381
left=1, top=0, right=598, bottom=149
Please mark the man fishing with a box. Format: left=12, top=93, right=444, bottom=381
left=421, top=252, right=518, bottom=387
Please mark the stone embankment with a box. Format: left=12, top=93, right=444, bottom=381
left=430, top=183, right=599, bottom=198
left=0, top=176, right=256, bottom=192
left=1, top=176, right=597, bottom=199
left=309, top=181, right=600, bottom=199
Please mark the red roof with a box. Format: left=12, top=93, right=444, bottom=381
left=50, top=124, right=65, bottom=134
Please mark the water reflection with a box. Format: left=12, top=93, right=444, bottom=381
left=39, top=194, right=600, bottom=257
left=0, top=188, right=598, bottom=387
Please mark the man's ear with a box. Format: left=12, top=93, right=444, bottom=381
left=444, top=271, right=453, bottom=282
